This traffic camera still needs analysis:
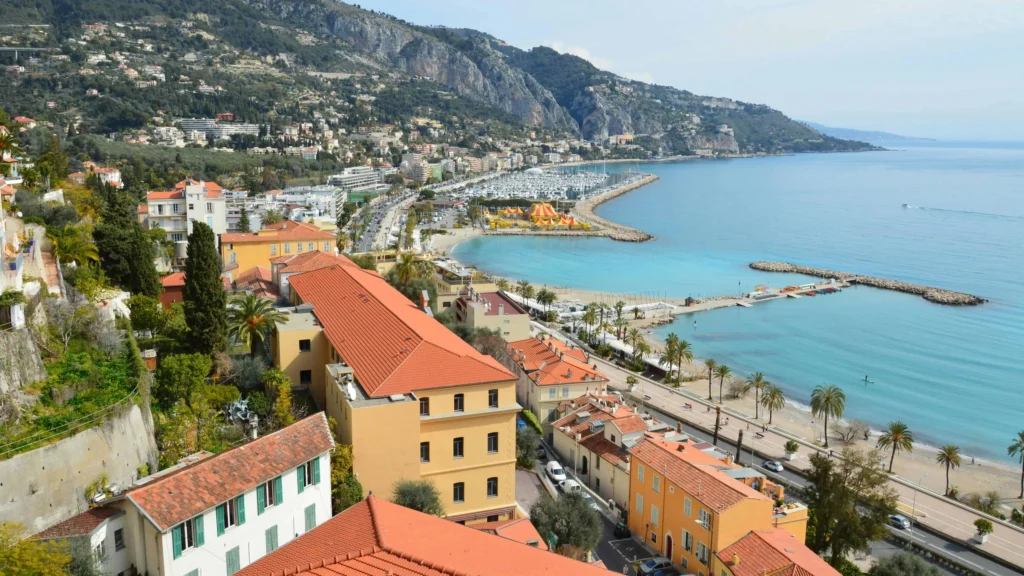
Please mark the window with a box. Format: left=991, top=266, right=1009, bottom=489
left=285, top=243, right=291, bottom=253
left=419, top=397, right=430, bottom=416
left=299, top=339, right=311, bottom=352
left=548, top=388, right=556, bottom=399
left=172, top=204, right=180, bottom=214
left=258, top=477, right=282, bottom=514
left=696, top=541, right=709, bottom=566
left=453, top=482, right=465, bottom=503
left=698, top=509, right=711, bottom=528
left=229, top=252, right=236, bottom=264
left=300, top=370, right=312, bottom=385
left=157, top=205, right=165, bottom=215
left=304, top=504, right=316, bottom=532
left=308, top=242, right=314, bottom=251
left=488, top=389, right=498, bottom=408
left=270, top=244, right=277, bottom=255
left=487, top=515, right=500, bottom=522
left=216, top=497, right=239, bottom=535
left=454, top=393, right=464, bottom=412
left=95, top=540, right=105, bottom=559
left=453, top=437, right=464, bottom=458
left=171, top=515, right=204, bottom=558
left=297, top=457, right=320, bottom=493
left=681, top=558, right=689, bottom=571
left=684, top=497, right=692, bottom=517
left=420, top=442, right=430, bottom=462
left=637, top=464, right=645, bottom=483
left=114, top=528, right=124, bottom=551
left=653, top=475, right=660, bottom=493
left=487, top=477, right=498, bottom=498
left=611, top=434, right=616, bottom=443
left=561, top=386, right=569, bottom=398
left=226, top=547, right=240, bottom=576
left=265, top=525, right=279, bottom=553
left=188, top=203, right=195, bottom=211
left=487, top=432, right=498, bottom=453
left=596, top=457, right=601, bottom=470
left=297, top=242, right=304, bottom=253
left=684, top=530, right=693, bottom=552
left=596, top=478, right=601, bottom=490
left=171, top=233, right=184, bottom=242
left=323, top=241, right=330, bottom=251
left=635, top=493, right=643, bottom=514
left=206, top=202, right=213, bottom=213
left=207, top=216, right=213, bottom=227
left=651, top=504, right=659, bottom=526
left=651, top=533, right=657, bottom=544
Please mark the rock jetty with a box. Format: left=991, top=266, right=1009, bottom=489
left=571, top=175, right=658, bottom=242
left=749, top=262, right=985, bottom=306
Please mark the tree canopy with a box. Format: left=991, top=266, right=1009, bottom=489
left=391, top=479, right=445, bottom=517
left=183, top=222, right=227, bottom=354
left=529, top=493, right=602, bottom=560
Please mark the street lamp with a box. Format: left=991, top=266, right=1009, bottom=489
left=909, top=473, right=927, bottom=545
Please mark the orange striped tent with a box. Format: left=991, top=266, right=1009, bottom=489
left=528, top=202, right=559, bottom=222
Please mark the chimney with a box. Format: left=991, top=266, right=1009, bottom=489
left=566, top=369, right=573, bottom=378
left=677, top=445, right=684, bottom=452
left=676, top=422, right=682, bottom=433
left=732, top=553, right=741, bottom=566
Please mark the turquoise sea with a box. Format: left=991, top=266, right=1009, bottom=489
left=453, top=143, right=1024, bottom=460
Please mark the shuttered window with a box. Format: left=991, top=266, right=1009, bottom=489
left=226, top=546, right=240, bottom=576
left=304, top=504, right=316, bottom=532
left=265, top=525, right=279, bottom=553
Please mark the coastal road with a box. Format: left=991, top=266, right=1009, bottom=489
left=532, top=323, right=1024, bottom=575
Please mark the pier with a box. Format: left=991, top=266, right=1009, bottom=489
left=749, top=261, right=985, bottom=306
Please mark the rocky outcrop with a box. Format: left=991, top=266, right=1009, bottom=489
left=569, top=89, right=662, bottom=141
left=749, top=262, right=985, bottom=306
left=0, top=329, right=47, bottom=394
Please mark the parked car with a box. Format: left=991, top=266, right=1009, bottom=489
left=889, top=514, right=912, bottom=529
left=536, top=446, right=547, bottom=461
left=639, top=557, right=673, bottom=575
left=614, top=521, right=630, bottom=538
left=546, top=461, right=566, bottom=483
left=558, top=479, right=582, bottom=495
left=651, top=569, right=682, bottom=576
left=764, top=460, right=784, bottom=473
left=580, top=491, right=601, bottom=512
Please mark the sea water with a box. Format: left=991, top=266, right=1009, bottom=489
left=453, top=143, right=1024, bottom=459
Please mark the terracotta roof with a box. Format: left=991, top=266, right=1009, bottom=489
left=553, top=397, right=637, bottom=438
left=288, top=265, right=514, bottom=398
left=174, top=178, right=223, bottom=193
left=93, top=167, right=120, bottom=174
left=506, top=337, right=606, bottom=387
left=235, top=495, right=614, bottom=576
left=0, top=185, right=14, bottom=197
left=580, top=435, right=629, bottom=467
left=235, top=267, right=279, bottom=299
left=469, top=292, right=529, bottom=316
left=629, top=438, right=770, bottom=513
left=718, top=529, right=839, bottom=576
left=35, top=507, right=122, bottom=540
left=221, top=220, right=334, bottom=244
left=127, top=414, right=333, bottom=531
left=147, top=190, right=183, bottom=200
left=271, top=251, right=358, bottom=274
left=470, top=518, right=548, bottom=551
left=611, top=415, right=650, bottom=435
left=507, top=336, right=588, bottom=370
left=160, top=272, right=185, bottom=287
left=137, top=205, right=149, bottom=214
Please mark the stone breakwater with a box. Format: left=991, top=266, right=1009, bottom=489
left=571, top=175, right=659, bottom=242
left=750, top=261, right=986, bottom=306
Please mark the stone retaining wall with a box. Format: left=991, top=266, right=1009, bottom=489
left=570, top=175, right=659, bottom=242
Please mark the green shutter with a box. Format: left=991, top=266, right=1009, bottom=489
left=172, top=525, right=183, bottom=559
left=304, top=504, right=316, bottom=532
left=216, top=504, right=226, bottom=536
left=275, top=476, right=283, bottom=504
left=226, top=547, right=240, bottom=576
left=297, top=464, right=305, bottom=494
left=265, top=526, right=278, bottom=553
left=313, top=457, right=321, bottom=485
left=236, top=495, right=246, bottom=526
left=194, top=515, right=205, bottom=547
left=257, top=485, right=265, bottom=515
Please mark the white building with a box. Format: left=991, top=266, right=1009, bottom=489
left=146, top=179, right=228, bottom=244
left=35, top=415, right=335, bottom=576
left=326, top=166, right=381, bottom=191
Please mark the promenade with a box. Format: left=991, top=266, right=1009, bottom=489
left=532, top=323, right=1024, bottom=571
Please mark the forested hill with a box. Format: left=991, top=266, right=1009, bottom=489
left=0, top=0, right=876, bottom=153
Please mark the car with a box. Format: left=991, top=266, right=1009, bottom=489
left=764, top=460, right=784, bottom=473
left=613, top=521, right=631, bottom=538
left=651, top=569, right=682, bottom=576
left=580, top=491, right=602, bottom=512
left=558, top=479, right=582, bottom=495
left=535, top=446, right=547, bottom=461
left=545, top=461, right=566, bottom=483
left=889, top=514, right=912, bottom=529
left=639, top=557, right=673, bottom=575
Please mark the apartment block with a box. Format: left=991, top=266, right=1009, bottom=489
left=146, top=179, right=227, bottom=244
left=219, top=220, right=335, bottom=280
left=454, top=289, right=531, bottom=342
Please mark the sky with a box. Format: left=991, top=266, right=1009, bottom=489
left=353, top=0, right=1024, bottom=140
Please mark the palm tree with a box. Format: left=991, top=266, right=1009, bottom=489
left=1008, top=431, right=1024, bottom=499
left=744, top=372, right=769, bottom=419
left=47, top=224, right=99, bottom=266
left=658, top=342, right=678, bottom=381
left=262, top=209, right=284, bottom=225
left=615, top=300, right=626, bottom=323
left=227, top=294, right=286, bottom=357
left=395, top=253, right=418, bottom=286
left=704, top=359, right=717, bottom=401
left=935, top=444, right=962, bottom=497
left=335, top=229, right=348, bottom=253
left=631, top=306, right=643, bottom=320
left=760, top=384, right=786, bottom=424
left=810, top=384, right=846, bottom=448
left=515, top=280, right=535, bottom=301
left=626, top=327, right=642, bottom=351
left=634, top=340, right=650, bottom=364
left=0, top=132, right=22, bottom=160
left=877, top=421, right=914, bottom=473
left=495, top=278, right=510, bottom=292
left=715, top=364, right=731, bottom=403
left=599, top=321, right=614, bottom=345
left=613, top=317, right=629, bottom=340
left=581, top=307, right=598, bottom=344
left=676, top=338, right=693, bottom=372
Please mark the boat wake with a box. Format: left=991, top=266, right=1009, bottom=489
left=902, top=204, right=1024, bottom=220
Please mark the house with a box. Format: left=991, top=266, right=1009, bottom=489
left=236, top=494, right=615, bottom=576
left=268, top=251, right=358, bottom=300
left=35, top=415, right=335, bottom=576
left=146, top=180, right=227, bottom=244
left=13, top=116, right=35, bottom=129
left=93, top=166, right=123, bottom=188
left=628, top=436, right=816, bottom=576
left=454, top=289, right=531, bottom=342
left=274, top=264, right=520, bottom=524
left=218, top=220, right=335, bottom=281
left=502, top=334, right=610, bottom=442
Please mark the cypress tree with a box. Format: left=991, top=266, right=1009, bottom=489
left=238, top=205, right=250, bottom=232
left=183, top=221, right=227, bottom=355
left=94, top=191, right=161, bottom=298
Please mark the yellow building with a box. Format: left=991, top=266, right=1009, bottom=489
left=273, top=263, right=520, bottom=524
left=220, top=220, right=335, bottom=280
left=628, top=437, right=819, bottom=576
left=454, top=289, right=532, bottom=342
left=431, top=260, right=498, bottom=310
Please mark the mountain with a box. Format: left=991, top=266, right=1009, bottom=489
left=802, top=122, right=933, bottom=142
left=0, top=0, right=877, bottom=154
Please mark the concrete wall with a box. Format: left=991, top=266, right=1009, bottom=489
left=0, top=328, right=47, bottom=393
left=0, top=403, right=158, bottom=533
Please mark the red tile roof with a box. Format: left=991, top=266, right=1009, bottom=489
left=174, top=178, right=224, bottom=197
left=470, top=517, right=548, bottom=550
left=160, top=272, right=185, bottom=287
left=580, top=434, right=630, bottom=467
left=35, top=507, right=122, bottom=540
left=506, top=336, right=606, bottom=387
left=472, top=292, right=529, bottom=316
left=147, top=190, right=183, bottom=200
left=629, top=438, right=770, bottom=513
left=235, top=495, right=614, bottom=576
left=127, top=414, right=333, bottom=531
left=235, top=267, right=279, bottom=299
left=718, top=529, right=839, bottom=576
left=221, top=220, right=333, bottom=244
left=271, top=251, right=358, bottom=274
left=553, top=397, right=637, bottom=438
left=288, top=265, right=514, bottom=398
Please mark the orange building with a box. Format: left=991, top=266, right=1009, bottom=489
left=220, top=220, right=335, bottom=281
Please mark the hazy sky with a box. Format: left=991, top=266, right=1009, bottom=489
left=355, top=0, right=1024, bottom=140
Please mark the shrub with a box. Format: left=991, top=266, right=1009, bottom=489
left=247, top=391, right=271, bottom=416
left=516, top=427, right=540, bottom=468
left=785, top=440, right=800, bottom=454
left=520, top=409, right=543, bottom=434
left=392, top=479, right=445, bottom=516
left=974, top=518, right=994, bottom=536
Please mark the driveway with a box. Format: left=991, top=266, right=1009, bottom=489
left=516, top=468, right=543, bottom=516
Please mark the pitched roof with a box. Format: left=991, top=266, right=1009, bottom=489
left=718, top=529, right=839, bottom=576
left=470, top=518, right=548, bottom=551
left=629, top=437, right=770, bottom=513
left=506, top=336, right=606, bottom=387
left=35, top=507, right=123, bottom=540
left=235, top=495, right=613, bottom=576
left=288, top=265, right=514, bottom=398
left=174, top=178, right=224, bottom=197
left=126, top=414, right=333, bottom=531
left=235, top=266, right=279, bottom=299
left=271, top=251, right=358, bottom=274
left=221, top=220, right=334, bottom=244
left=147, top=190, right=183, bottom=200
left=160, top=272, right=185, bottom=288
left=580, top=434, right=630, bottom=467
